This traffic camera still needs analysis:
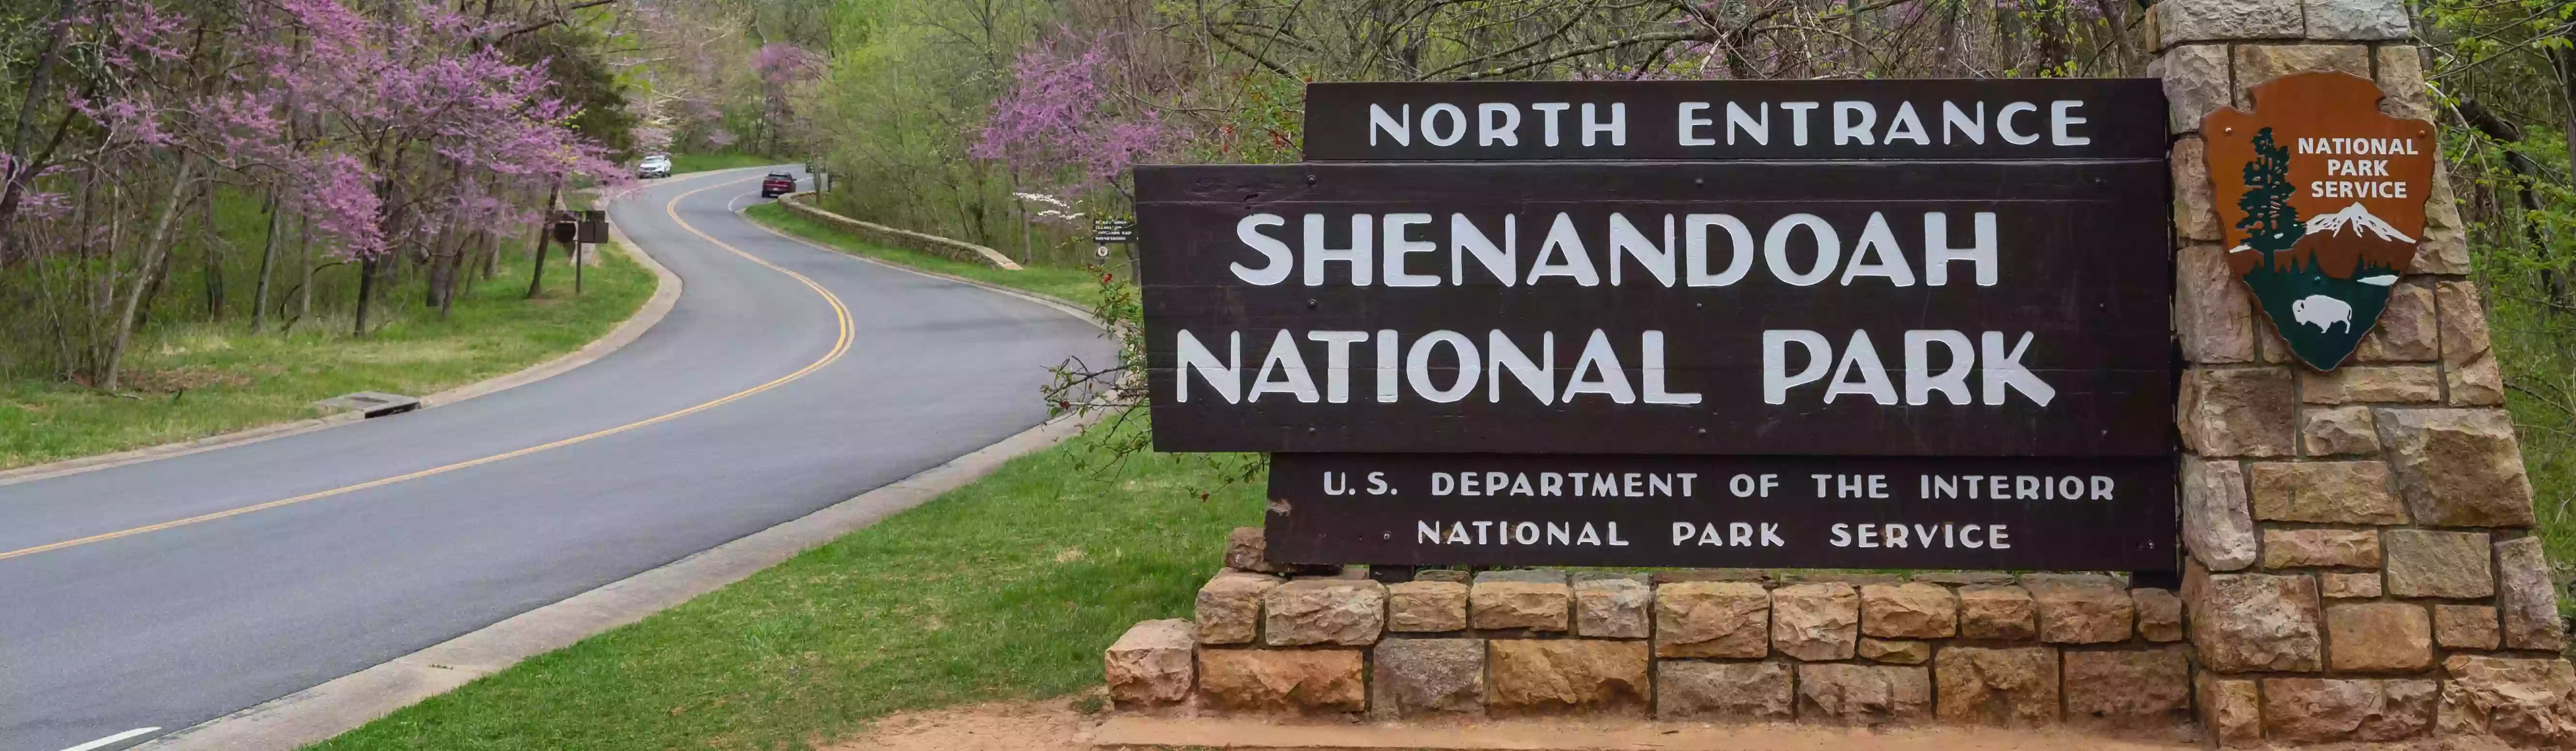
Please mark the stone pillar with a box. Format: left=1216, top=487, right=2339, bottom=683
left=2155, top=1, right=2575, bottom=747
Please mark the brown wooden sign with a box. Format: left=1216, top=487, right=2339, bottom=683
left=2203, top=72, right=2436, bottom=370
left=1304, top=79, right=2168, bottom=162
left=1133, top=160, right=2173, bottom=456
left=1134, top=77, right=2180, bottom=574
left=1266, top=453, right=2177, bottom=570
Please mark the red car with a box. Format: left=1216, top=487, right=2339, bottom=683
left=759, top=172, right=797, bottom=198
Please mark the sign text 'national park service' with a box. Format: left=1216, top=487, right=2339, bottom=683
left=2203, top=72, right=2437, bottom=371
left=1133, top=79, right=2178, bottom=571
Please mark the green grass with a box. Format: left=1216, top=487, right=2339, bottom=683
left=0, top=246, right=657, bottom=470
left=743, top=201, right=1113, bottom=307
left=310, top=418, right=1259, bottom=750
left=668, top=153, right=785, bottom=174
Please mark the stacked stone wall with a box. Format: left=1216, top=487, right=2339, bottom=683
left=1112, top=536, right=2203, bottom=737
left=2153, top=0, right=2573, bottom=746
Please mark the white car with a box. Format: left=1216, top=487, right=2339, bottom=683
left=636, top=154, right=672, bottom=179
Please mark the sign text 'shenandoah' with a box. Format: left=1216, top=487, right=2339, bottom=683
left=1135, top=158, right=2171, bottom=457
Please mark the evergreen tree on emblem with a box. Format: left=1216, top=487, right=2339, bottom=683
left=2236, top=127, right=2303, bottom=269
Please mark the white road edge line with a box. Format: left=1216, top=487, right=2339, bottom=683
left=60, top=727, right=162, bottom=751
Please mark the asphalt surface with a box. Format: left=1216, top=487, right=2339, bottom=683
left=0, top=168, right=1108, bottom=751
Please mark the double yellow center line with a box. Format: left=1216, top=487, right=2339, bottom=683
left=0, top=174, right=853, bottom=563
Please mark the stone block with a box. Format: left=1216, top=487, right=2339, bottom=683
left=1473, top=568, right=1567, bottom=584
left=2426, top=155, right=2465, bottom=230
left=2172, top=144, right=2223, bottom=242
left=1652, top=581, right=1768, bottom=658
left=2264, top=677, right=2438, bottom=742
left=2321, top=571, right=2383, bottom=599
left=2193, top=572, right=2322, bottom=672
left=1470, top=580, right=1569, bottom=632
left=1797, top=662, right=1931, bottom=725
left=2496, top=536, right=2567, bottom=652
left=2233, top=45, right=2372, bottom=99
left=1197, top=647, right=1364, bottom=713
left=1652, top=568, right=1767, bottom=584
left=1936, top=647, right=2062, bottom=727
left=2384, top=529, right=2494, bottom=598
left=2156, top=46, right=2233, bottom=132
left=2029, top=579, right=2134, bottom=644
left=2327, top=603, right=2433, bottom=672
left=2354, top=280, right=2438, bottom=362
left=2302, top=405, right=2381, bottom=456
left=2133, top=588, right=2184, bottom=642
left=1656, top=660, right=1792, bottom=720
left=2248, top=460, right=2404, bottom=524
left=1860, top=637, right=1932, bottom=664
left=1413, top=568, right=1469, bottom=583
left=2181, top=367, right=2297, bottom=457
left=1197, top=572, right=1282, bottom=645
left=2200, top=674, right=2265, bottom=747
left=2448, top=352, right=2507, bottom=406
left=1958, top=584, right=2038, bottom=641
left=1224, top=526, right=1274, bottom=572
left=1771, top=582, right=1860, bottom=660
left=2064, top=647, right=2192, bottom=729
left=1859, top=582, right=1956, bottom=639
left=1262, top=580, right=1386, bottom=646
left=1485, top=639, right=1649, bottom=715
left=2261, top=528, right=2382, bottom=569
left=1572, top=577, right=1651, bottom=639
left=2306, top=0, right=2409, bottom=40
left=2182, top=456, right=2259, bottom=570
left=2433, top=604, right=2500, bottom=650
left=2154, top=0, right=2302, bottom=49
left=2177, top=246, right=2258, bottom=363
left=1909, top=570, right=2017, bottom=586
left=2416, top=226, right=2471, bottom=274
left=2378, top=408, right=2536, bottom=527
left=1369, top=638, right=1484, bottom=717
left=1773, top=571, right=1906, bottom=586
left=1105, top=619, right=1197, bottom=708
left=2377, top=46, right=2435, bottom=120
left=1386, top=581, right=1468, bottom=633
left=2439, top=655, right=2576, bottom=747
left=2438, top=281, right=2492, bottom=365
left=2302, top=365, right=2442, bottom=404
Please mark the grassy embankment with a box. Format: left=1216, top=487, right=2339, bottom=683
left=311, top=415, right=1254, bottom=750
left=309, top=196, right=1236, bottom=751
left=668, top=152, right=784, bottom=174
left=0, top=245, right=656, bottom=470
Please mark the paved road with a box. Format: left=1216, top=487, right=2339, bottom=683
left=0, top=169, right=1107, bottom=751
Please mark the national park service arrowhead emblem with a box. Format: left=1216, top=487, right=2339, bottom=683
left=2203, top=72, right=2436, bottom=371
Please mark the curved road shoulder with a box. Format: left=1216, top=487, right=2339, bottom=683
left=0, top=169, right=754, bottom=490
left=134, top=182, right=1113, bottom=751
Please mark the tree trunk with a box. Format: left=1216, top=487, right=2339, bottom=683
left=252, top=191, right=282, bottom=330
left=354, top=256, right=378, bottom=335
left=527, top=234, right=550, bottom=298
left=293, top=214, right=313, bottom=328
left=102, top=161, right=197, bottom=391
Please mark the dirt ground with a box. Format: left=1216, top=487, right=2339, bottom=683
left=826, top=692, right=2228, bottom=751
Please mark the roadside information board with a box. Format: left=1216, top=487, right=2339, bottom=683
left=1134, top=79, right=2177, bottom=571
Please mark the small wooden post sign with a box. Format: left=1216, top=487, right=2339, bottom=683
left=1135, top=79, right=2179, bottom=572
left=2203, top=72, right=2437, bottom=371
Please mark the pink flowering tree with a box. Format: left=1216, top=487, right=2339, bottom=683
left=970, top=31, right=1169, bottom=195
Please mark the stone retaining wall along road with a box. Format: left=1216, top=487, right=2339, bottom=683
left=773, top=191, right=1022, bottom=270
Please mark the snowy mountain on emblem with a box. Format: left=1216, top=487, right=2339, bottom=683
left=2305, top=202, right=2414, bottom=244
